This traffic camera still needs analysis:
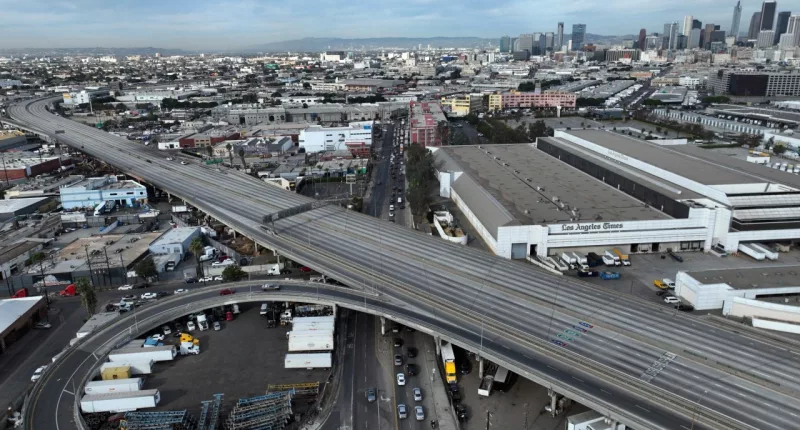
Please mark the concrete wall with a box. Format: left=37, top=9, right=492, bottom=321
left=752, top=317, right=800, bottom=334
left=725, top=297, right=800, bottom=323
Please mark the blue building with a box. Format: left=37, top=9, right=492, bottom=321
left=59, top=175, right=147, bottom=211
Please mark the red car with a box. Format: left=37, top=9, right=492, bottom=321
left=219, top=288, right=236, bottom=296
left=299, top=266, right=312, bottom=273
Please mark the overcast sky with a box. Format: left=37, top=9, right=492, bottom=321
left=0, top=0, right=779, bottom=50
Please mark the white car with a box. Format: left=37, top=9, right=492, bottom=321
left=396, top=373, right=406, bottom=386
left=186, top=321, right=196, bottom=331
left=180, top=161, right=188, bottom=165
left=213, top=275, right=223, bottom=281
left=413, top=387, right=422, bottom=401
left=212, top=259, right=234, bottom=267
left=141, top=292, right=157, bottom=300
left=414, top=406, right=424, bottom=421
left=162, top=325, right=172, bottom=335
left=166, top=157, right=173, bottom=161
left=149, top=333, right=165, bottom=342
left=199, top=276, right=213, bottom=282
left=664, top=296, right=681, bottom=304
left=174, top=288, right=188, bottom=294
left=31, top=365, right=47, bottom=382
left=118, top=284, right=134, bottom=290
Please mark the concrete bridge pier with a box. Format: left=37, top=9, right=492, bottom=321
left=434, top=336, right=441, bottom=356
left=547, top=389, right=558, bottom=417
left=380, top=317, right=387, bottom=335
left=478, top=356, right=484, bottom=379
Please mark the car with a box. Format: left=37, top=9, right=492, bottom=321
left=174, top=322, right=184, bottom=332
left=414, top=405, right=424, bottom=421
left=262, top=283, right=280, bottom=291
left=212, top=259, right=234, bottom=267
left=156, top=291, right=170, bottom=298
left=141, top=292, right=157, bottom=300
left=413, top=387, right=422, bottom=401
left=394, top=354, right=403, bottom=366
left=219, top=288, right=236, bottom=296
left=366, top=388, right=376, bottom=403
left=396, top=373, right=406, bottom=386
left=34, top=322, right=51, bottom=329
left=31, top=365, right=48, bottom=382
left=391, top=325, right=401, bottom=333
left=299, top=266, right=313, bottom=273
left=405, top=364, right=418, bottom=376
left=186, top=321, right=196, bottom=331
left=162, top=325, right=172, bottom=335
left=406, top=347, right=418, bottom=358
left=460, top=360, right=471, bottom=375
left=389, top=211, right=394, bottom=218
left=118, top=284, right=133, bottom=290
left=180, top=161, right=188, bottom=165
left=389, top=204, right=395, bottom=211
left=656, top=290, right=668, bottom=296
left=174, top=288, right=189, bottom=294
left=213, top=275, right=223, bottom=281
left=121, top=294, right=136, bottom=301
left=456, top=404, right=468, bottom=422
left=653, top=280, right=668, bottom=289
left=149, top=333, right=165, bottom=342
left=664, top=296, right=680, bottom=304
left=184, top=278, right=196, bottom=284
left=393, top=338, right=403, bottom=347
left=675, top=303, right=695, bottom=312
left=398, top=404, right=407, bottom=419
left=213, top=321, right=221, bottom=331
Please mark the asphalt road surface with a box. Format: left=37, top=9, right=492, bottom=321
left=9, top=98, right=800, bottom=430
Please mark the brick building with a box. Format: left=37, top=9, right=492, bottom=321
left=178, top=129, right=241, bottom=148
left=0, top=154, right=67, bottom=182
left=409, top=101, right=448, bottom=148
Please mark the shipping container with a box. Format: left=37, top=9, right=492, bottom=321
left=285, top=353, right=332, bottom=369
left=100, top=360, right=154, bottom=375
left=109, top=345, right=176, bottom=363
left=80, top=389, right=160, bottom=413
left=84, top=378, right=143, bottom=395
left=101, top=366, right=132, bottom=381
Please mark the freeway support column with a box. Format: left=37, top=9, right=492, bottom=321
left=434, top=336, right=441, bottom=356
left=478, top=356, right=484, bottom=379
left=380, top=317, right=386, bottom=335
left=548, top=389, right=558, bottom=417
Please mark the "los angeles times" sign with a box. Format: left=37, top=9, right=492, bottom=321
left=559, top=222, right=624, bottom=232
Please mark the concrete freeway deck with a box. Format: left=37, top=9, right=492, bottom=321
left=9, top=98, right=800, bottom=430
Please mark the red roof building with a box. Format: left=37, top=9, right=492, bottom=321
left=409, top=101, right=448, bottom=148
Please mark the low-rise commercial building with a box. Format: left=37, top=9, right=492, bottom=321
left=59, top=175, right=147, bottom=210
left=439, top=93, right=483, bottom=117
left=0, top=297, right=47, bottom=353
left=488, top=91, right=577, bottom=111
left=0, top=153, right=66, bottom=182
left=409, top=101, right=448, bottom=148
left=298, top=122, right=373, bottom=153
left=708, top=70, right=800, bottom=99
left=178, top=129, right=241, bottom=149
left=148, top=227, right=201, bottom=261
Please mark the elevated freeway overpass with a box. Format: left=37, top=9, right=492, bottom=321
left=10, top=97, right=800, bottom=430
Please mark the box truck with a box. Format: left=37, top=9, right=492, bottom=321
left=285, top=353, right=332, bottom=369
left=560, top=252, right=577, bottom=269
left=100, top=361, right=154, bottom=376
left=109, top=345, right=176, bottom=363
left=80, top=389, right=160, bottom=413
left=84, top=378, right=143, bottom=395
left=288, top=331, right=334, bottom=352
left=440, top=341, right=457, bottom=384
left=604, top=250, right=621, bottom=266
left=612, top=248, right=630, bottom=266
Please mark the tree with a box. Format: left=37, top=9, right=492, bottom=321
left=205, top=145, right=214, bottom=158
left=75, top=278, right=97, bottom=317
left=238, top=147, right=247, bottom=169
left=528, top=120, right=549, bottom=139
left=271, top=91, right=282, bottom=98
left=405, top=144, right=437, bottom=222
left=189, top=237, right=205, bottom=278
left=222, top=265, right=247, bottom=282
left=773, top=143, right=787, bottom=155
left=302, top=82, right=311, bottom=89
left=134, top=258, right=157, bottom=282
left=765, top=137, right=775, bottom=150
left=226, top=143, right=234, bottom=166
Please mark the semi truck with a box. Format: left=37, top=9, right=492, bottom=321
left=80, top=389, right=160, bottom=413
left=612, top=248, right=631, bottom=266
left=109, top=345, right=177, bottom=363
left=285, top=353, right=332, bottom=369
left=59, top=284, right=78, bottom=297
left=586, top=253, right=603, bottom=267
left=571, top=252, right=588, bottom=268
left=100, top=361, right=154, bottom=376
left=11, top=288, right=29, bottom=298
left=750, top=243, right=778, bottom=261
left=288, top=331, right=334, bottom=352
left=738, top=243, right=766, bottom=261
left=84, top=378, right=143, bottom=395
left=179, top=341, right=200, bottom=355
left=197, top=314, right=210, bottom=331
left=266, top=263, right=285, bottom=276
left=440, top=341, right=457, bottom=384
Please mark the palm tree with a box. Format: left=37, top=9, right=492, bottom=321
left=226, top=143, right=233, bottom=166
left=189, top=237, right=205, bottom=279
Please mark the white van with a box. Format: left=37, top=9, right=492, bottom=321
left=397, top=197, right=402, bottom=204
left=260, top=303, right=268, bottom=316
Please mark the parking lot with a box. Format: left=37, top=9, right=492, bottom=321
left=144, top=302, right=330, bottom=413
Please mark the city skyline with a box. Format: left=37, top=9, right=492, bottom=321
left=0, top=0, right=786, bottom=50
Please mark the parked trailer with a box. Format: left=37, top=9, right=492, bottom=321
left=288, top=331, right=334, bottom=352
left=84, top=378, right=143, bottom=395
left=775, top=242, right=791, bottom=252
left=612, top=248, right=631, bottom=266
left=604, top=250, right=621, bottom=266
left=285, top=353, right=332, bottom=369
left=109, top=345, right=177, bottom=363
left=100, top=361, right=154, bottom=376
left=292, top=319, right=335, bottom=332
left=80, top=389, right=160, bottom=413
left=738, top=243, right=766, bottom=261
left=560, top=252, right=577, bottom=268
left=549, top=257, right=569, bottom=271
left=751, top=243, right=778, bottom=261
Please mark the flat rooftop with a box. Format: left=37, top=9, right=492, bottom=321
left=0, top=197, right=47, bottom=213
left=0, top=297, right=44, bottom=334
left=47, top=232, right=162, bottom=273
left=710, top=104, right=800, bottom=126
left=563, top=129, right=800, bottom=190
left=686, top=266, right=800, bottom=290
left=0, top=240, right=41, bottom=263
left=438, top=144, right=670, bottom=228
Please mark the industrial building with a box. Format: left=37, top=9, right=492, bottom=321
left=439, top=94, right=483, bottom=117
left=0, top=197, right=50, bottom=221
left=211, top=103, right=407, bottom=126
left=488, top=91, right=577, bottom=111
left=178, top=129, right=240, bottom=148
left=0, top=240, right=46, bottom=280
left=59, top=175, right=147, bottom=210
left=0, top=153, right=66, bottom=182
left=147, top=227, right=201, bottom=261
left=0, top=131, right=27, bottom=150
left=409, top=101, right=448, bottom=148
left=708, top=70, right=800, bottom=99
left=0, top=296, right=47, bottom=354
left=298, top=122, right=373, bottom=153
left=435, top=129, right=800, bottom=260
left=648, top=87, right=688, bottom=104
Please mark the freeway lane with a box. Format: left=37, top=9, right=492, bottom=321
left=10, top=97, right=800, bottom=429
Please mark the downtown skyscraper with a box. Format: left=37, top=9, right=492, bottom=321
left=760, top=1, right=777, bottom=31
left=730, top=1, right=742, bottom=37
left=556, top=22, right=564, bottom=51
left=571, top=24, right=586, bottom=51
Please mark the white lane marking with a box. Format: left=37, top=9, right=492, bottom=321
left=62, top=389, right=74, bottom=396
left=573, top=376, right=584, bottom=383
left=635, top=405, right=650, bottom=413
left=547, top=366, right=559, bottom=371
left=601, top=389, right=612, bottom=395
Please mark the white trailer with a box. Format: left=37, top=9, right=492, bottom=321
left=601, top=255, right=616, bottom=266
left=109, top=345, right=176, bottom=363
left=751, top=243, right=778, bottom=261
left=604, top=250, right=621, bottom=266
left=560, top=252, right=577, bottom=269
left=288, top=331, right=334, bottom=352
left=100, top=360, right=154, bottom=375
left=292, top=321, right=335, bottom=332
left=80, top=389, right=160, bottom=413
left=738, top=243, right=765, bottom=261
left=570, top=252, right=587, bottom=266
left=548, top=257, right=569, bottom=271
left=285, top=353, right=332, bottom=369
left=84, top=378, right=143, bottom=395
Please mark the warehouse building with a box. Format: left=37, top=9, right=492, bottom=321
left=59, top=175, right=147, bottom=210
left=298, top=122, right=373, bottom=153
left=147, top=227, right=201, bottom=261
left=0, top=297, right=47, bottom=354
left=435, top=129, right=800, bottom=259
left=0, top=153, right=65, bottom=182
left=0, top=197, right=50, bottom=221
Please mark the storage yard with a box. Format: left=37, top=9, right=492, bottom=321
left=78, top=301, right=336, bottom=430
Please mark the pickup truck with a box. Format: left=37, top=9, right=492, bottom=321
left=654, top=280, right=669, bottom=289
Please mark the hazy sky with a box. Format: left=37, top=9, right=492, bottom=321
left=0, top=0, right=779, bottom=50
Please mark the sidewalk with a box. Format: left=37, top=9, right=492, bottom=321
left=419, top=333, right=459, bottom=430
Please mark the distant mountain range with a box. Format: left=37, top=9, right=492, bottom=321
left=244, top=34, right=638, bottom=52
left=0, top=47, right=195, bottom=57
